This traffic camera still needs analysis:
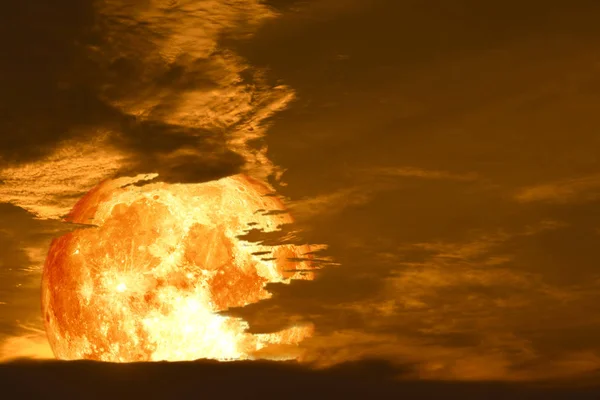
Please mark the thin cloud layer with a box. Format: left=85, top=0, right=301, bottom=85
left=0, top=136, right=124, bottom=219
left=288, top=166, right=479, bottom=221
left=291, top=221, right=600, bottom=381
left=515, top=174, right=600, bottom=204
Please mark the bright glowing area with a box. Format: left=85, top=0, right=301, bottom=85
left=41, top=174, right=315, bottom=362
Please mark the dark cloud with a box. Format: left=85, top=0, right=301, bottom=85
left=113, top=118, right=245, bottom=183
left=231, top=0, right=600, bottom=190
left=0, top=0, right=117, bottom=165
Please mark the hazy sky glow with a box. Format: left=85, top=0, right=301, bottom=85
left=3, top=0, right=600, bottom=383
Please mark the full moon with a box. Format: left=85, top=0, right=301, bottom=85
left=41, top=174, right=314, bottom=362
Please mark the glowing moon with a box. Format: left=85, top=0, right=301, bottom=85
left=41, top=174, right=314, bottom=362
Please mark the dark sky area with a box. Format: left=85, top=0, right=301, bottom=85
left=2, top=0, right=600, bottom=394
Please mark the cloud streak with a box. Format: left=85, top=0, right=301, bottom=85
left=288, top=166, right=480, bottom=221
left=515, top=174, right=600, bottom=204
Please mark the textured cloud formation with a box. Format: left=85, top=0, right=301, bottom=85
left=93, top=0, right=293, bottom=182
left=0, top=136, right=124, bottom=219
left=291, top=220, right=600, bottom=381
left=0, top=0, right=293, bottom=219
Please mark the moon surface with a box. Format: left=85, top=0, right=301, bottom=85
left=41, top=174, right=314, bottom=362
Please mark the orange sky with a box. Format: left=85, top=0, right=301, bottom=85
left=3, top=0, right=600, bottom=382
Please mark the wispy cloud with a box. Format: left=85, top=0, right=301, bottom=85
left=289, top=166, right=480, bottom=221
left=0, top=135, right=124, bottom=219
left=364, top=166, right=479, bottom=182
left=515, top=174, right=600, bottom=204
left=295, top=219, right=599, bottom=381
left=289, top=187, right=372, bottom=220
